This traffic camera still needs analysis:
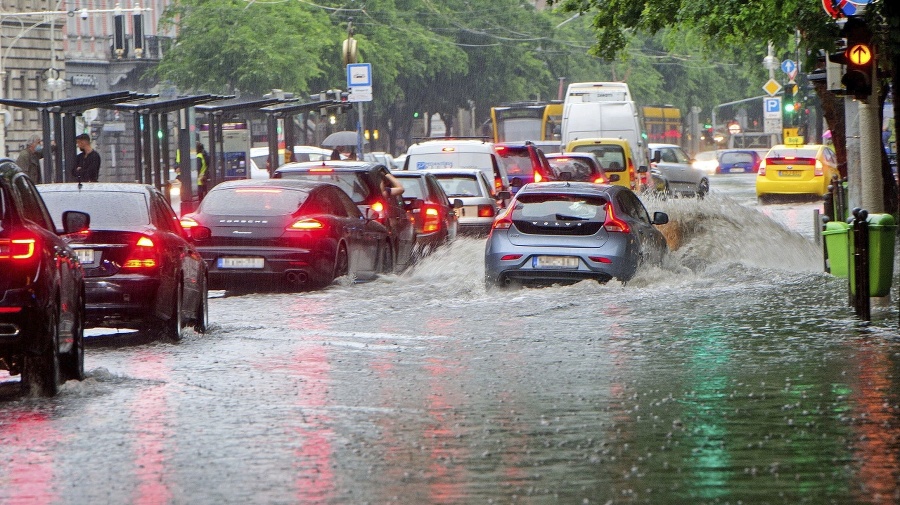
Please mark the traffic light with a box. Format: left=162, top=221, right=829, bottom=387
left=783, top=84, right=796, bottom=125
left=339, top=91, right=352, bottom=112
left=830, top=16, right=874, bottom=98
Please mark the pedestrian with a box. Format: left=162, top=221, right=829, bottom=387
left=330, top=147, right=342, bottom=160
left=196, top=142, right=209, bottom=200
left=73, top=133, right=101, bottom=182
left=16, top=134, right=44, bottom=183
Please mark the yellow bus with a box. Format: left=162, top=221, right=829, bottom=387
left=541, top=101, right=563, bottom=142
left=642, top=105, right=683, bottom=146
left=491, top=101, right=564, bottom=144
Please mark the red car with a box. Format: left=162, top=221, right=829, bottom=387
left=494, top=141, right=553, bottom=191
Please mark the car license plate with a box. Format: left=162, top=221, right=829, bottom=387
left=218, top=257, right=264, bottom=269
left=75, top=249, right=95, bottom=265
left=533, top=255, right=579, bottom=269
left=778, top=170, right=802, bottom=177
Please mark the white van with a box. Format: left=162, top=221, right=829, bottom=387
left=402, top=139, right=511, bottom=198
left=561, top=101, right=648, bottom=169
left=564, top=82, right=633, bottom=103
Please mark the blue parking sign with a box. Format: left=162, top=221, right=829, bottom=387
left=764, top=97, right=781, bottom=115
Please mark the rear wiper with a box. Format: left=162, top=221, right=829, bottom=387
left=555, top=213, right=588, bottom=221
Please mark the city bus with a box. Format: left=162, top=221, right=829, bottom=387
left=490, top=102, right=546, bottom=143
left=541, top=101, right=563, bottom=142
left=642, top=105, right=683, bottom=146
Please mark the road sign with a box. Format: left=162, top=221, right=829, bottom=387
left=348, top=85, right=372, bottom=103
left=346, top=63, right=372, bottom=87
left=764, top=117, right=783, bottom=134
left=764, top=97, right=782, bottom=119
left=763, top=79, right=782, bottom=96
left=781, top=59, right=796, bottom=75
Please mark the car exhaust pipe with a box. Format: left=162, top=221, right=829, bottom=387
left=0, top=324, right=20, bottom=338
left=285, top=270, right=309, bottom=285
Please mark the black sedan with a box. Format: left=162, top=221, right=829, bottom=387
left=274, top=161, right=417, bottom=273
left=38, top=183, right=208, bottom=341
left=391, top=171, right=460, bottom=256
left=180, top=179, right=388, bottom=291
left=0, top=160, right=88, bottom=396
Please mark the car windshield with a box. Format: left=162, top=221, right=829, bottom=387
left=201, top=187, right=308, bottom=215
left=409, top=152, right=493, bottom=171
left=432, top=175, right=484, bottom=197
left=720, top=152, right=756, bottom=164
left=546, top=158, right=597, bottom=181
left=40, top=190, right=149, bottom=229
left=496, top=147, right=532, bottom=176
left=511, top=194, right=607, bottom=222
left=277, top=171, right=371, bottom=203
left=570, top=145, right=626, bottom=172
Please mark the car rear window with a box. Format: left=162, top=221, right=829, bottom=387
left=394, top=176, right=427, bottom=200
left=720, top=152, right=756, bottom=165
left=202, top=187, right=308, bottom=215
left=432, top=175, right=484, bottom=197
left=277, top=171, right=371, bottom=203
left=767, top=148, right=818, bottom=160
left=546, top=158, right=599, bottom=181
left=511, top=193, right=607, bottom=235
left=496, top=147, right=533, bottom=176
left=570, top=145, right=626, bottom=172
left=409, top=152, right=494, bottom=171
left=40, top=190, right=150, bottom=229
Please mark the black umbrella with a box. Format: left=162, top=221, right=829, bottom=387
left=321, top=131, right=368, bottom=148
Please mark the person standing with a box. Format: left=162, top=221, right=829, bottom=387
left=73, top=133, right=101, bottom=182
left=196, top=142, right=209, bottom=200
left=16, top=134, right=44, bottom=183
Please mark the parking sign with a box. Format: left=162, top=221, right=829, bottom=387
left=764, top=97, right=782, bottom=119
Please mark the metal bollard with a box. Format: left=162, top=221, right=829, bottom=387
left=850, top=207, right=870, bottom=321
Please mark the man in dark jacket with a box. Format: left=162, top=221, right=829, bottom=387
left=73, top=133, right=101, bottom=182
left=16, top=134, right=44, bottom=183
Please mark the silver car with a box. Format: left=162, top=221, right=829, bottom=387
left=648, top=143, right=710, bottom=198
left=426, top=168, right=507, bottom=236
left=484, top=182, right=669, bottom=287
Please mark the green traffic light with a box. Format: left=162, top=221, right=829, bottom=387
left=413, top=112, right=420, bottom=118
left=157, top=130, right=163, bottom=139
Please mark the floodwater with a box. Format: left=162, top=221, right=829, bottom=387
left=1, top=174, right=898, bottom=504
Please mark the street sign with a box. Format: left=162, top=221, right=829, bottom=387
left=346, top=63, right=372, bottom=87
left=781, top=59, right=796, bottom=75
left=763, top=79, right=782, bottom=96
left=764, top=97, right=782, bottom=119
left=764, top=117, right=783, bottom=134
left=348, top=85, right=372, bottom=103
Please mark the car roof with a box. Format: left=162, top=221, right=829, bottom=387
left=406, top=139, right=495, bottom=153
left=648, top=143, right=680, bottom=149
left=250, top=146, right=332, bottom=155
left=275, top=160, right=387, bottom=173
left=419, top=168, right=485, bottom=177
left=566, top=138, right=631, bottom=146
left=211, top=178, right=323, bottom=192
left=516, top=181, right=614, bottom=196
left=39, top=182, right=156, bottom=194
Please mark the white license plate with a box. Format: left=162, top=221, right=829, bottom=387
left=218, top=257, right=264, bottom=269
left=533, top=255, right=579, bottom=269
left=75, top=249, right=95, bottom=265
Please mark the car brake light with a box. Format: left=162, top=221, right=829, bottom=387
left=288, top=219, right=324, bottom=230
left=495, top=146, right=507, bottom=154
left=593, top=176, right=607, bottom=184
left=495, top=177, right=502, bottom=191
left=180, top=217, right=211, bottom=240
left=123, top=236, right=158, bottom=269
left=309, top=168, right=334, bottom=172
left=371, top=201, right=384, bottom=214
left=603, top=205, right=630, bottom=233
left=422, top=206, right=441, bottom=233
left=814, top=160, right=824, bottom=176
left=534, top=171, right=543, bottom=182
left=493, top=217, right=513, bottom=230
left=0, top=236, right=37, bottom=260
left=0, top=307, right=23, bottom=313
left=477, top=205, right=495, bottom=218
left=758, top=160, right=767, bottom=176
left=500, top=254, right=522, bottom=261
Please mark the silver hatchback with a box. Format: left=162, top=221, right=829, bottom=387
left=484, top=182, right=669, bottom=287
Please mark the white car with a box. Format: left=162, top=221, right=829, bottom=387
left=648, top=143, right=710, bottom=198
left=424, top=168, right=505, bottom=236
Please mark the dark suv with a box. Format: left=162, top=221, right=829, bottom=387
left=0, top=160, right=89, bottom=396
left=274, top=161, right=417, bottom=272
left=494, top=141, right=553, bottom=193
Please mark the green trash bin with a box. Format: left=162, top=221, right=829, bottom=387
left=849, top=213, right=897, bottom=297
left=823, top=221, right=850, bottom=278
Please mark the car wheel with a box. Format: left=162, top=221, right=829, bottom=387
left=193, top=274, right=209, bottom=334
left=378, top=241, right=394, bottom=274
left=159, top=281, right=184, bottom=341
left=60, top=289, right=85, bottom=381
left=334, top=243, right=349, bottom=280
left=22, top=303, right=61, bottom=397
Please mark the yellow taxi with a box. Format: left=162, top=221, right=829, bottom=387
left=755, top=144, right=840, bottom=198
left=564, top=138, right=645, bottom=191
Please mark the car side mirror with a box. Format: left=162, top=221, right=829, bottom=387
left=608, top=174, right=620, bottom=182
left=62, top=210, right=90, bottom=234
left=652, top=211, right=669, bottom=225
left=452, top=199, right=464, bottom=209
left=637, top=165, right=649, bottom=174
left=652, top=151, right=661, bottom=163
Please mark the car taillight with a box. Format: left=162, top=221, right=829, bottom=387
left=371, top=201, right=384, bottom=214
left=123, top=236, right=158, bottom=269
left=758, top=160, right=767, bottom=176
left=180, top=217, right=211, bottom=240
left=288, top=218, right=324, bottom=231
left=495, top=177, right=502, bottom=192
left=534, top=171, right=543, bottom=183
left=814, top=160, right=824, bottom=176
left=493, top=217, right=513, bottom=230
left=477, top=205, right=495, bottom=218
left=593, top=176, right=607, bottom=184
left=422, top=206, right=441, bottom=233
left=0, top=236, right=38, bottom=260
left=630, top=159, right=639, bottom=189
left=603, top=205, right=630, bottom=233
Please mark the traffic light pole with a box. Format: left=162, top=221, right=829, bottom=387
left=858, top=77, right=883, bottom=213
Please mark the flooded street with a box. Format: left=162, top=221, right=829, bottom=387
left=2, top=174, right=899, bottom=504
